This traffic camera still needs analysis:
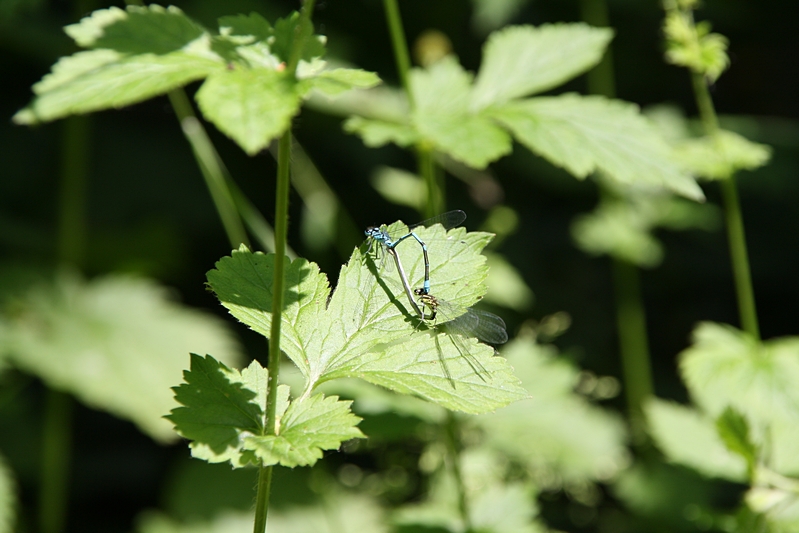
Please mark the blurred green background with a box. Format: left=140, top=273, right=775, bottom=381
left=2, top=0, right=798, bottom=531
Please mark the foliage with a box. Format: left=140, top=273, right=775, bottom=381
left=0, top=272, right=240, bottom=442
left=345, top=23, right=704, bottom=201
left=13, top=5, right=379, bottom=154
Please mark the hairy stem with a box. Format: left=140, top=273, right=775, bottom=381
left=691, top=72, right=760, bottom=340
left=382, top=0, right=413, bottom=104
left=254, top=4, right=316, bottom=531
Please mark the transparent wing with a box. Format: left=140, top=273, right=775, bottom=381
left=408, top=210, right=467, bottom=231
left=436, top=300, right=508, bottom=345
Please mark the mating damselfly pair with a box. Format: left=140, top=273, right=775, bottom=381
left=364, top=211, right=508, bottom=382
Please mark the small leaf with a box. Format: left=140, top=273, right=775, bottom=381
left=244, top=393, right=363, bottom=467
left=680, top=322, right=799, bottom=424
left=272, top=12, right=326, bottom=64
left=207, top=249, right=331, bottom=380
left=343, top=116, right=418, bottom=148
left=196, top=69, right=301, bottom=155
left=472, top=24, right=614, bottom=109
left=65, top=5, right=206, bottom=55
left=716, top=407, right=757, bottom=469
left=411, top=57, right=512, bottom=169
left=490, top=94, right=705, bottom=200
left=675, top=130, right=772, bottom=180
left=482, top=252, right=534, bottom=311
left=572, top=201, right=664, bottom=267
left=302, top=68, right=381, bottom=97
left=14, top=52, right=222, bottom=125
left=645, top=398, right=746, bottom=481
left=218, top=12, right=273, bottom=42
left=0, top=273, right=240, bottom=442
left=167, top=354, right=263, bottom=466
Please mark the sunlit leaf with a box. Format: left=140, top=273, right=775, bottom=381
left=411, top=57, right=512, bottom=169
left=196, top=69, right=301, bottom=155
left=645, top=398, right=746, bottom=481
left=244, top=393, right=363, bottom=467
left=0, top=273, right=240, bottom=442
left=490, top=94, right=705, bottom=200
left=675, top=129, right=772, bottom=180
left=472, top=24, right=613, bottom=109
left=343, top=117, right=417, bottom=148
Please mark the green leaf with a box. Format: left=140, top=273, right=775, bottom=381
left=65, top=5, right=206, bottom=55
left=207, top=250, right=331, bottom=380
left=244, top=393, right=363, bottom=467
left=0, top=453, right=16, bottom=533
left=208, top=224, right=527, bottom=414
left=370, top=166, right=426, bottom=210
left=478, top=338, right=628, bottom=483
left=13, top=51, right=222, bottom=125
left=470, top=483, right=545, bottom=533
left=302, top=68, right=381, bottom=97
left=272, top=12, right=326, bottom=64
left=167, top=355, right=263, bottom=467
left=680, top=322, right=799, bottom=423
left=716, top=407, right=757, bottom=469
left=645, top=398, right=746, bottom=481
left=343, top=116, right=418, bottom=148
left=196, top=69, right=300, bottom=155
left=218, top=12, right=273, bottom=42
left=572, top=201, right=664, bottom=267
left=0, top=273, right=240, bottom=442
left=471, top=24, right=614, bottom=109
left=675, top=129, right=772, bottom=180
left=490, top=94, right=705, bottom=200
left=411, top=57, right=512, bottom=168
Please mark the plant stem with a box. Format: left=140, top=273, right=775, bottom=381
left=612, top=259, right=654, bottom=439
left=691, top=73, right=760, bottom=340
left=382, top=0, right=413, bottom=104
left=253, top=4, right=316, bottom=531
left=417, top=148, right=442, bottom=217
left=57, top=116, right=90, bottom=267
left=444, top=412, right=471, bottom=532
left=579, top=0, right=616, bottom=98
left=39, top=390, right=73, bottom=533
left=582, top=0, right=654, bottom=436
left=168, top=89, right=250, bottom=249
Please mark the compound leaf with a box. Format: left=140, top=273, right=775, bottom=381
left=244, top=393, right=363, bottom=467
left=490, top=94, right=705, bottom=200
left=472, top=23, right=613, bottom=109
left=410, top=57, right=512, bottom=169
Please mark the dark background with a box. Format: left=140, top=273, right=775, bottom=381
left=1, top=0, right=798, bottom=531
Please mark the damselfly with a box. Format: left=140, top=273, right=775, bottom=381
left=364, top=210, right=466, bottom=294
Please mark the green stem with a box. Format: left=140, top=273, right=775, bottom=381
left=253, top=4, right=316, bottom=527
left=168, top=90, right=250, bottom=249
left=39, top=390, right=73, bottom=533
left=57, top=116, right=90, bottom=267
left=612, top=259, right=654, bottom=439
left=382, top=0, right=413, bottom=103
left=417, top=148, right=441, bottom=217
left=444, top=412, right=471, bottom=532
left=579, top=0, right=616, bottom=98
left=719, top=178, right=760, bottom=339
left=691, top=72, right=760, bottom=340
left=581, top=0, right=654, bottom=436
